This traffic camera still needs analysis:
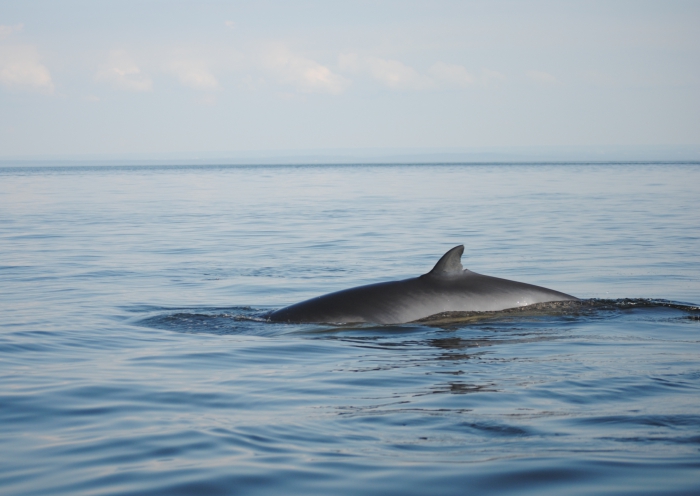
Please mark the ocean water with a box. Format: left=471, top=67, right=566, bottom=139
left=1, top=163, right=699, bottom=495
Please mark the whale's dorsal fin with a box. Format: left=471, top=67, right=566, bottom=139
left=428, top=245, right=465, bottom=276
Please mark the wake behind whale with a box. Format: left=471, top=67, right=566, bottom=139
left=269, top=245, right=577, bottom=325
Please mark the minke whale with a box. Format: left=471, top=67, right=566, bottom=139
left=269, top=245, right=577, bottom=324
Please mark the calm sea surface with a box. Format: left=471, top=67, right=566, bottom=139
left=1, top=163, right=699, bottom=495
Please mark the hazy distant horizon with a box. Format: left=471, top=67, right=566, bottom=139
left=2, top=144, right=700, bottom=167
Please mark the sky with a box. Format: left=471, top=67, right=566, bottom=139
left=1, top=0, right=699, bottom=160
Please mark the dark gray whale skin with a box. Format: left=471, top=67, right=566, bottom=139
left=269, top=245, right=577, bottom=325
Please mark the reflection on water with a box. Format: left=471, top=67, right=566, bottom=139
left=425, top=382, right=497, bottom=395
left=137, top=298, right=699, bottom=337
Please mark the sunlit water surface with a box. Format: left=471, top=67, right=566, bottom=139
left=1, top=163, right=699, bottom=495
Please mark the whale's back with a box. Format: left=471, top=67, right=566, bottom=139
left=269, top=270, right=576, bottom=324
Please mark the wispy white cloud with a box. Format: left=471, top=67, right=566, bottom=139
left=0, top=23, right=24, bottom=40
left=527, top=70, right=558, bottom=84
left=481, top=68, right=506, bottom=86
left=365, top=57, right=432, bottom=90
left=166, top=59, right=219, bottom=90
left=340, top=54, right=480, bottom=90
left=224, top=20, right=235, bottom=29
left=0, top=44, right=54, bottom=93
left=95, top=50, right=152, bottom=92
left=339, top=53, right=431, bottom=90
left=262, top=45, right=349, bottom=94
left=428, top=62, right=475, bottom=87
left=336, top=53, right=360, bottom=72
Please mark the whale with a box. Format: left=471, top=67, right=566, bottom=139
left=269, top=245, right=577, bottom=324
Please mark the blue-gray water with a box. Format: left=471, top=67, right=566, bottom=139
left=1, top=163, right=699, bottom=495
